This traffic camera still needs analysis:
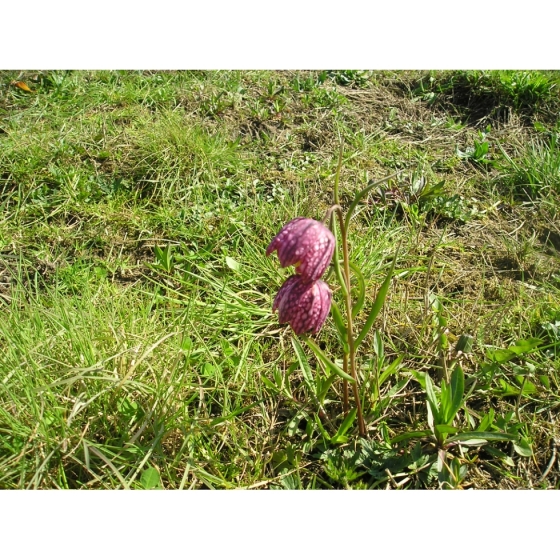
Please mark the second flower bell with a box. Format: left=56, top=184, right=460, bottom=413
left=273, top=275, right=332, bottom=335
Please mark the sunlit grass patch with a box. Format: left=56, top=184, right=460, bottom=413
left=1, top=70, right=559, bottom=489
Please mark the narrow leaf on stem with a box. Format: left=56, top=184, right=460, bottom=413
left=330, top=300, right=349, bottom=354
left=349, top=262, right=366, bottom=320
left=302, top=337, right=355, bottom=383
left=425, top=372, right=441, bottom=425
left=355, top=245, right=400, bottom=349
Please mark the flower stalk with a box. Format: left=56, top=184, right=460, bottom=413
left=335, top=204, right=366, bottom=436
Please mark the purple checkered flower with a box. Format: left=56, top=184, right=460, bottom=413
left=272, top=275, right=332, bottom=335
left=266, top=217, right=335, bottom=282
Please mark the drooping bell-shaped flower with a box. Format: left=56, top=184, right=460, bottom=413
left=266, top=217, right=335, bottom=282
left=272, top=275, right=332, bottom=335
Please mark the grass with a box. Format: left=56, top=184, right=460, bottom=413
left=1, top=70, right=559, bottom=489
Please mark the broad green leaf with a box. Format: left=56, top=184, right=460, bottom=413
left=446, top=364, right=464, bottom=424
left=314, top=413, right=331, bottom=442
left=378, top=355, right=403, bottom=387
left=391, top=430, right=432, bottom=444
left=424, top=373, right=441, bottom=424
left=456, top=438, right=495, bottom=446
left=447, top=431, right=517, bottom=444
left=261, top=375, right=279, bottom=393
left=513, top=437, right=533, bottom=457
left=539, top=375, right=551, bottom=390
left=225, top=256, right=241, bottom=271
left=440, top=377, right=451, bottom=423
left=153, top=244, right=173, bottom=272
left=273, top=365, right=282, bottom=386
left=372, top=330, right=384, bottom=361
left=477, top=408, right=495, bottom=432
left=141, top=467, right=162, bottom=490
left=154, top=244, right=164, bottom=261
left=181, top=336, right=193, bottom=352
left=485, top=445, right=516, bottom=467
left=302, top=337, right=355, bottom=383
left=455, top=334, right=474, bottom=354
left=487, top=338, right=542, bottom=363
left=434, top=424, right=459, bottom=435
left=487, top=348, right=517, bottom=363
left=420, top=179, right=446, bottom=199
left=355, top=247, right=399, bottom=349
left=317, top=373, right=338, bottom=403
left=408, top=369, right=427, bottom=390
left=287, top=412, right=304, bottom=437
left=332, top=408, right=357, bottom=444
left=495, top=379, right=537, bottom=397
left=509, top=338, right=542, bottom=355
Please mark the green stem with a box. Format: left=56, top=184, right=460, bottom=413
left=343, top=353, right=349, bottom=414
left=333, top=144, right=343, bottom=206
left=335, top=206, right=366, bottom=437
left=329, top=210, right=348, bottom=298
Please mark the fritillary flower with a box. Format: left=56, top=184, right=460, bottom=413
left=266, top=217, right=335, bottom=282
left=272, top=275, right=332, bottom=335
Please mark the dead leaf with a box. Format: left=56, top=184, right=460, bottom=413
left=10, top=81, right=33, bottom=93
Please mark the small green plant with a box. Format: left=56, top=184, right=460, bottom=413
left=328, top=70, right=372, bottom=88
left=152, top=244, right=175, bottom=273
left=397, top=364, right=518, bottom=487
left=457, top=130, right=492, bottom=165
left=200, top=90, right=233, bottom=117
left=302, top=89, right=347, bottom=109
left=290, top=73, right=327, bottom=93
left=370, top=171, right=479, bottom=223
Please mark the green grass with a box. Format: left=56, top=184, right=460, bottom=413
left=1, top=70, right=559, bottom=489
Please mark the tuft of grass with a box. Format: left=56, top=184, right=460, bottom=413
left=412, top=70, right=560, bottom=124
left=497, top=132, right=560, bottom=200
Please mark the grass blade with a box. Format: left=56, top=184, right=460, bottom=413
left=291, top=336, right=314, bottom=388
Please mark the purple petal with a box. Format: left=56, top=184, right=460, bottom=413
left=266, top=218, right=335, bottom=281
left=272, top=275, right=332, bottom=335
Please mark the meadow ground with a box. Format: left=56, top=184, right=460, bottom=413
left=1, top=70, right=559, bottom=489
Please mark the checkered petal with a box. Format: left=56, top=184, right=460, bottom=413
left=272, top=275, right=332, bottom=335
left=266, top=218, right=335, bottom=281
